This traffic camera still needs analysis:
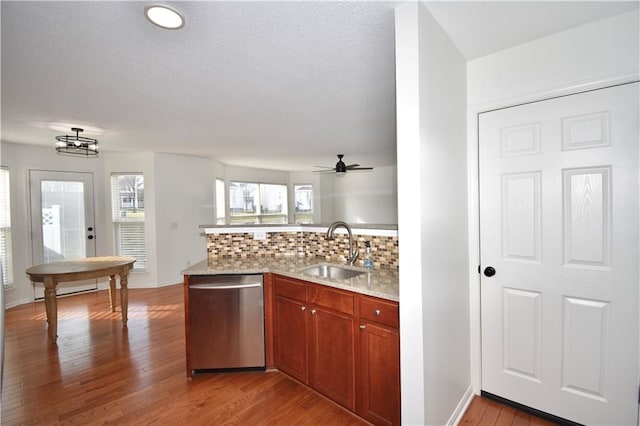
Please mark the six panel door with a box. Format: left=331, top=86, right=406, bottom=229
left=479, top=82, right=639, bottom=424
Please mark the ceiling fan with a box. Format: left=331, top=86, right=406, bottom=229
left=314, top=154, right=373, bottom=174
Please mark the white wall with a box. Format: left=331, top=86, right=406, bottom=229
left=468, top=10, right=639, bottom=109
left=0, top=146, right=393, bottom=295
left=103, top=152, right=158, bottom=288
left=466, top=9, right=640, bottom=394
left=316, top=173, right=335, bottom=224
left=395, top=3, right=470, bottom=425
left=0, top=145, right=218, bottom=303
left=153, top=153, right=215, bottom=284
left=224, top=164, right=290, bottom=185
left=395, top=6, right=426, bottom=422
left=222, top=165, right=398, bottom=225
left=103, top=152, right=217, bottom=287
left=1, top=142, right=108, bottom=307
left=331, top=166, right=397, bottom=224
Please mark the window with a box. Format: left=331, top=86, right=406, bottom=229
left=228, top=182, right=288, bottom=224
left=0, top=167, right=13, bottom=286
left=111, top=174, right=146, bottom=270
left=216, top=178, right=225, bottom=225
left=294, top=184, right=313, bottom=224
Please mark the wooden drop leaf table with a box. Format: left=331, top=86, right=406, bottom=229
left=25, top=256, right=136, bottom=344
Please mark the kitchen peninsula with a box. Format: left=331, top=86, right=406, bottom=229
left=184, top=255, right=398, bottom=301
left=183, top=223, right=400, bottom=426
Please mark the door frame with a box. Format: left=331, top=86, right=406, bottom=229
left=467, top=75, right=640, bottom=395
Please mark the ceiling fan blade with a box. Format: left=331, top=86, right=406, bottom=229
left=313, top=155, right=373, bottom=173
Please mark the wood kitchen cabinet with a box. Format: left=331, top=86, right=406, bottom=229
left=357, top=295, right=400, bottom=426
left=271, top=274, right=399, bottom=425
left=274, top=276, right=308, bottom=383
left=308, top=284, right=356, bottom=410
left=273, top=275, right=356, bottom=410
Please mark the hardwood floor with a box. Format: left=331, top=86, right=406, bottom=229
left=2, top=283, right=556, bottom=425
left=2, top=284, right=365, bottom=425
left=460, top=396, right=559, bottom=426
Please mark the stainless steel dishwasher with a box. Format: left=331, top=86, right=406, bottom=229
left=187, top=274, right=265, bottom=373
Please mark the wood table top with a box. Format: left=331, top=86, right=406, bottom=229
left=26, top=256, right=136, bottom=281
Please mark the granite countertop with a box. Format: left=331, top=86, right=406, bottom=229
left=183, top=257, right=399, bottom=302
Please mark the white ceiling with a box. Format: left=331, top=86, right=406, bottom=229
left=2, top=1, right=637, bottom=171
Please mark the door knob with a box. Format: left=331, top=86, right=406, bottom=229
left=483, top=266, right=496, bottom=277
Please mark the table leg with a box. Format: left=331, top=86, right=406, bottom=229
left=43, top=277, right=58, bottom=344
left=119, top=272, right=129, bottom=326
left=108, top=275, right=117, bottom=312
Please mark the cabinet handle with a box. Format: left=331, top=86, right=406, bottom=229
left=301, top=306, right=306, bottom=312
left=311, top=309, right=316, bottom=315
left=374, top=309, right=381, bottom=316
left=359, top=324, right=366, bottom=330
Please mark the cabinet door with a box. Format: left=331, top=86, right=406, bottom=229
left=309, top=306, right=355, bottom=410
left=274, top=295, right=308, bottom=383
left=358, top=322, right=400, bottom=426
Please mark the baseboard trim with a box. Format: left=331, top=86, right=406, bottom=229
left=448, top=385, right=475, bottom=425
left=5, top=297, right=32, bottom=310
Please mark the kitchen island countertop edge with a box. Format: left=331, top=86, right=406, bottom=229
left=183, top=257, right=399, bottom=302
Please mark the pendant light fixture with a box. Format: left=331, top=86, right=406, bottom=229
left=55, top=127, right=99, bottom=157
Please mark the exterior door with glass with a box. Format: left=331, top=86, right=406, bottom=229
left=29, top=170, right=97, bottom=298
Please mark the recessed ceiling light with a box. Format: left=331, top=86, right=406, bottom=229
left=144, top=4, right=185, bottom=30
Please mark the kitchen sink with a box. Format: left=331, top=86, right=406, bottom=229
left=300, top=264, right=365, bottom=280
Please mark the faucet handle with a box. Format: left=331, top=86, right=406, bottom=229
left=348, top=239, right=360, bottom=265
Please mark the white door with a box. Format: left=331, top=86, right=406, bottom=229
left=29, top=170, right=97, bottom=298
left=480, top=82, right=639, bottom=425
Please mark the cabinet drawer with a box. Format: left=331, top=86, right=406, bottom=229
left=359, top=296, right=399, bottom=329
left=274, top=276, right=307, bottom=302
left=309, top=285, right=354, bottom=315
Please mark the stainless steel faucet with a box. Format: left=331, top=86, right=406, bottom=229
left=326, top=221, right=359, bottom=266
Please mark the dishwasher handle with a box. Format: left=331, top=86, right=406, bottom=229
left=189, top=282, right=262, bottom=290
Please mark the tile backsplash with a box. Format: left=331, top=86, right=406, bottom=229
left=207, top=231, right=398, bottom=269
left=206, top=232, right=303, bottom=258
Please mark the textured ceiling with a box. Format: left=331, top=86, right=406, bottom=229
left=2, top=1, right=637, bottom=171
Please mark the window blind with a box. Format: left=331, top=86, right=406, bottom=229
left=111, top=174, right=146, bottom=270
left=0, top=167, right=14, bottom=286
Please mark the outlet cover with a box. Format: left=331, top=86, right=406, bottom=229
left=253, top=231, right=267, bottom=240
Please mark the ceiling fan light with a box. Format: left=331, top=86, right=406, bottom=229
left=54, top=127, right=99, bottom=157
left=145, top=4, right=185, bottom=30
left=314, top=155, right=372, bottom=175
left=335, top=154, right=347, bottom=173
